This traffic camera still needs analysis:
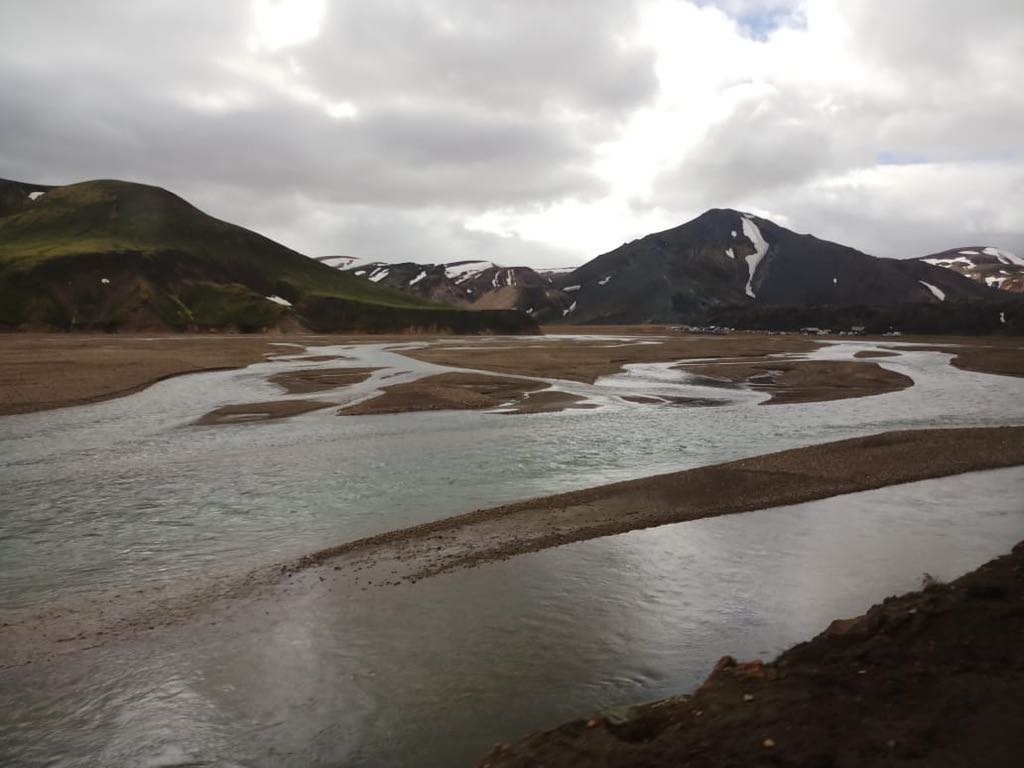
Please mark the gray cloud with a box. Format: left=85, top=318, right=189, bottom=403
left=300, top=0, right=656, bottom=117
left=0, top=0, right=653, bottom=264
left=654, top=87, right=842, bottom=205
left=1, top=0, right=1022, bottom=266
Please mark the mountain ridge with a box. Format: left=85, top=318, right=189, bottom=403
left=328, top=207, right=1008, bottom=328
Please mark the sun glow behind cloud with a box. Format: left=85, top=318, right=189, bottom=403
left=250, top=0, right=326, bottom=52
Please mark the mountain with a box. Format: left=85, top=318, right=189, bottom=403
left=543, top=208, right=1002, bottom=325
left=321, top=257, right=574, bottom=319
left=913, top=247, right=1024, bottom=293
left=0, top=179, right=536, bottom=334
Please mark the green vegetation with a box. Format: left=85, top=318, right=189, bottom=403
left=0, top=178, right=536, bottom=333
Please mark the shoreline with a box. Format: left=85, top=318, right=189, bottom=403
left=290, top=426, right=1024, bottom=583
left=477, top=539, right=1024, bottom=767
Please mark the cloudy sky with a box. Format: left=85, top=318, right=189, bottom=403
left=2, top=0, right=1022, bottom=267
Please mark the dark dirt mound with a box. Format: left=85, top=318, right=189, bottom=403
left=478, top=540, right=1024, bottom=768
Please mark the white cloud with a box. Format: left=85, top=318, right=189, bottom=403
left=467, top=0, right=1024, bottom=261
left=0, top=0, right=1021, bottom=266
left=252, top=0, right=326, bottom=52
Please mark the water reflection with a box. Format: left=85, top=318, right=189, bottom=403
left=2, top=468, right=1021, bottom=767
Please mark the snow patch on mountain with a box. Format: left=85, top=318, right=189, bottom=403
left=409, top=271, right=428, bottom=286
left=562, top=301, right=577, bottom=317
left=445, top=261, right=494, bottom=282
left=725, top=248, right=734, bottom=259
left=918, top=281, right=945, bottom=301
left=265, top=295, right=292, bottom=306
left=741, top=216, right=769, bottom=299
left=564, top=285, right=581, bottom=292
left=28, top=191, right=45, bottom=201
left=491, top=268, right=517, bottom=289
left=598, top=275, right=612, bottom=286
left=369, top=267, right=390, bottom=283
left=319, top=255, right=369, bottom=270
left=983, top=247, right=1024, bottom=267
left=923, top=256, right=973, bottom=268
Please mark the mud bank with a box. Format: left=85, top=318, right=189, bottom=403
left=269, top=366, right=378, bottom=394
left=676, top=359, right=913, bottom=404
left=477, top=539, right=1024, bottom=768
left=339, top=372, right=594, bottom=415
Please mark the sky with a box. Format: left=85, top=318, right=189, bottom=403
left=1, top=0, right=1022, bottom=267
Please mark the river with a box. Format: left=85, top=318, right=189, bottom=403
left=1, top=336, right=1022, bottom=766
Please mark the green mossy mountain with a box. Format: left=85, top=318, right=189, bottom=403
left=0, top=178, right=536, bottom=334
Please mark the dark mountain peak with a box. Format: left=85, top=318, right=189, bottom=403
left=691, top=206, right=753, bottom=222
left=546, top=208, right=1001, bottom=325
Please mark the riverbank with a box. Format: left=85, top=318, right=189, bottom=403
left=2, top=331, right=1020, bottom=416
left=477, top=538, right=1024, bottom=767
left=291, top=426, right=1024, bottom=582
left=0, top=335, right=280, bottom=415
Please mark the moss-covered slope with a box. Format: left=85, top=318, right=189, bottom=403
left=0, top=178, right=536, bottom=334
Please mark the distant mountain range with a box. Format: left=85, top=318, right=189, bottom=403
left=0, top=178, right=536, bottom=334
left=914, top=248, right=1024, bottom=293
left=328, top=208, right=1017, bottom=330
left=316, top=256, right=573, bottom=319
left=3, top=178, right=1017, bottom=335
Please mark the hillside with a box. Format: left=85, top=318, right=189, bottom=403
left=544, top=209, right=1001, bottom=325
left=0, top=178, right=536, bottom=334
left=914, top=247, right=1024, bottom=293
